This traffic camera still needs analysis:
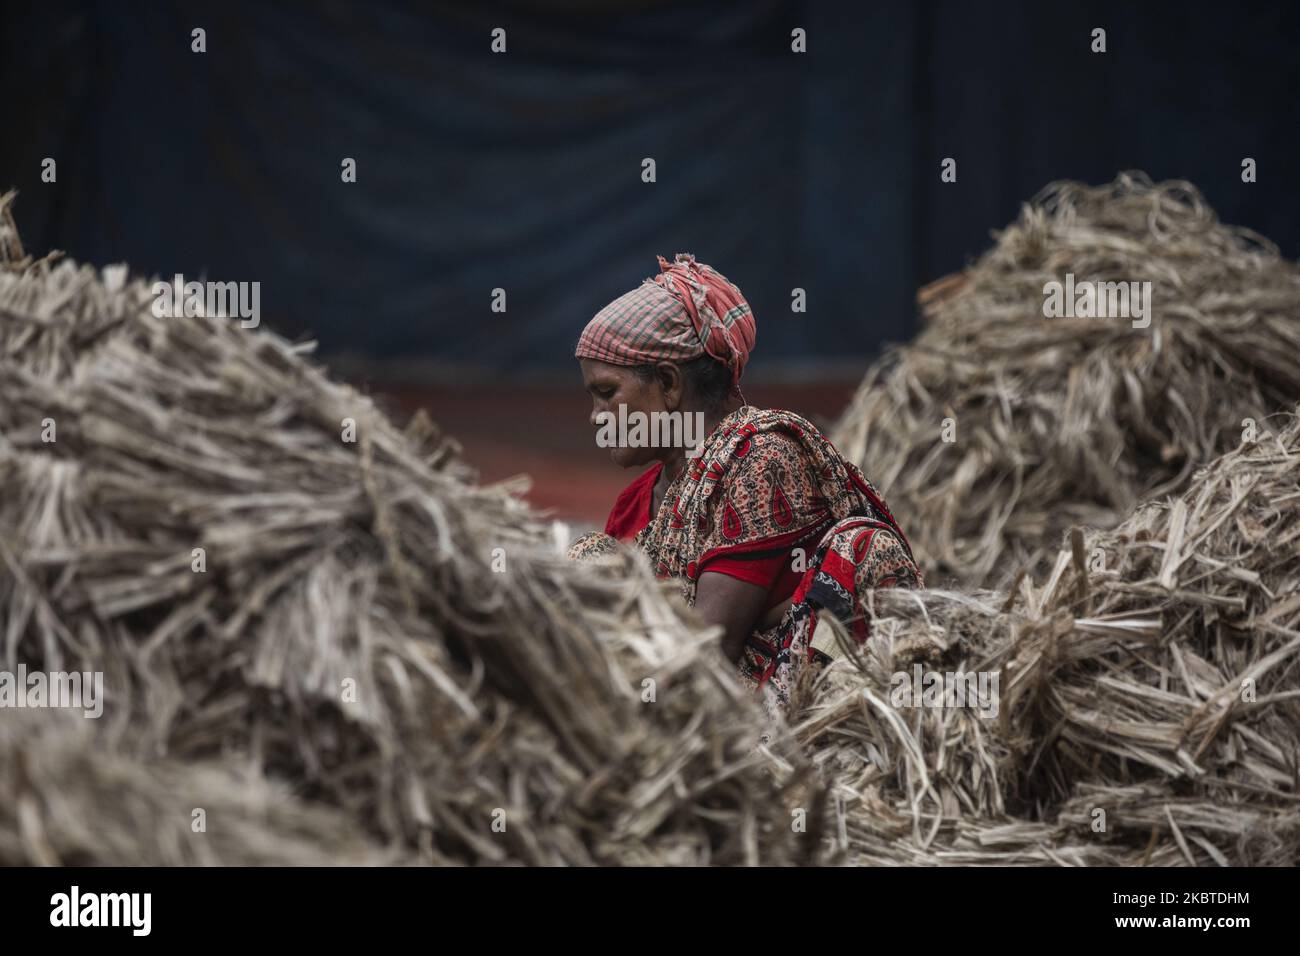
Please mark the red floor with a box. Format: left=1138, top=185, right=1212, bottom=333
left=377, top=383, right=856, bottom=526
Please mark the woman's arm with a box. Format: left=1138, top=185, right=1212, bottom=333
left=692, top=571, right=772, bottom=663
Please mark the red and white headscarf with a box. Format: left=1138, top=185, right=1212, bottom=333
left=575, top=254, right=756, bottom=390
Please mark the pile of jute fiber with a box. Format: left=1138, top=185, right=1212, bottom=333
left=833, top=172, right=1300, bottom=588
left=778, top=406, right=1300, bottom=865
left=0, top=193, right=819, bottom=866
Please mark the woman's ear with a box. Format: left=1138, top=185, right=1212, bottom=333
left=655, top=362, right=684, bottom=411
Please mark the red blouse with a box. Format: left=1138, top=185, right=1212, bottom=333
left=604, top=463, right=662, bottom=541
left=604, top=463, right=810, bottom=610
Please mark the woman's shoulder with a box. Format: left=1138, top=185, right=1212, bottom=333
left=727, top=407, right=828, bottom=459
left=730, top=405, right=824, bottom=438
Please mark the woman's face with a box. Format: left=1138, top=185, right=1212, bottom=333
left=580, top=358, right=673, bottom=468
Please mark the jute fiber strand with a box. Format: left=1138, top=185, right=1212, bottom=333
left=779, top=407, right=1300, bottom=865
left=0, top=193, right=818, bottom=866
left=833, top=172, right=1300, bottom=588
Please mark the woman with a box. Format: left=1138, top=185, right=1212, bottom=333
left=570, top=254, right=921, bottom=709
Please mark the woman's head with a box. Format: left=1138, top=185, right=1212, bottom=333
left=580, top=355, right=734, bottom=467
left=576, top=254, right=756, bottom=466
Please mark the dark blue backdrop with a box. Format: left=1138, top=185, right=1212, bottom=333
left=3, top=0, right=1298, bottom=376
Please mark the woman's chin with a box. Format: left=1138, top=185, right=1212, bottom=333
left=610, top=447, right=652, bottom=469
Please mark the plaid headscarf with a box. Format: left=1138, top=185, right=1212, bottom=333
left=575, top=253, right=756, bottom=388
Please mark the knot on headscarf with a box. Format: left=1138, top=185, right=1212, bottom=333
left=575, top=253, right=756, bottom=389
